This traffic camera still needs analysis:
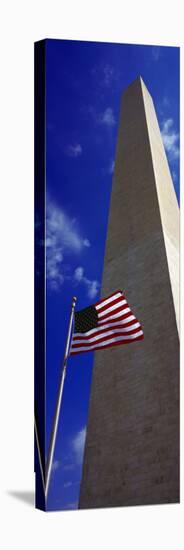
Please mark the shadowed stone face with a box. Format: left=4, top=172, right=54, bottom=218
left=79, top=77, right=179, bottom=509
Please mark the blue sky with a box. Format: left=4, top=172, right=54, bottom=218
left=44, top=39, right=179, bottom=510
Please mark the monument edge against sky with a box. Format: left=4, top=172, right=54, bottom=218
left=140, top=77, right=179, bottom=334
left=79, top=76, right=179, bottom=509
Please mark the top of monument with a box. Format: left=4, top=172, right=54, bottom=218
left=123, top=75, right=152, bottom=100
left=129, top=75, right=147, bottom=88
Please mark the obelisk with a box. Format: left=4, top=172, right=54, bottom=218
left=79, top=77, right=179, bottom=508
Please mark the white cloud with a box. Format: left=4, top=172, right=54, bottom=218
left=63, top=481, right=73, bottom=488
left=109, top=159, right=115, bottom=174
left=66, top=144, right=82, bottom=157
left=47, top=200, right=89, bottom=253
left=152, top=46, right=160, bottom=61
left=161, top=118, right=179, bottom=160
left=46, top=198, right=90, bottom=290
left=83, top=238, right=90, bottom=247
left=46, top=199, right=99, bottom=296
left=62, top=428, right=87, bottom=480
left=163, top=96, right=170, bottom=108
left=103, top=64, right=115, bottom=86
left=74, top=266, right=84, bottom=282
left=100, top=107, right=116, bottom=127
left=72, top=427, right=86, bottom=465
left=83, top=105, right=116, bottom=129
left=74, top=266, right=99, bottom=299
left=51, top=459, right=60, bottom=472
left=91, top=63, right=119, bottom=88
left=87, top=280, right=99, bottom=299
left=172, top=170, right=177, bottom=182
left=63, top=463, right=75, bottom=472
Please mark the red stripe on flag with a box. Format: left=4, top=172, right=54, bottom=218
left=72, top=320, right=140, bottom=341
left=98, top=303, right=130, bottom=321
left=98, top=311, right=133, bottom=324
left=70, top=333, right=144, bottom=355
left=95, top=295, right=126, bottom=314
left=94, top=290, right=123, bottom=307
left=71, top=328, right=143, bottom=348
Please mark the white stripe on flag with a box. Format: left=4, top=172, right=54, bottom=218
left=73, top=315, right=136, bottom=338
left=97, top=299, right=127, bottom=318
left=72, top=322, right=141, bottom=344
left=95, top=291, right=122, bottom=310
left=71, top=330, right=143, bottom=353
left=98, top=307, right=130, bottom=323
left=97, top=315, right=136, bottom=330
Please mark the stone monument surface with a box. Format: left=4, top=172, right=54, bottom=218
left=79, top=77, right=179, bottom=509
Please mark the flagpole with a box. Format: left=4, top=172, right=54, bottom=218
left=45, top=296, right=77, bottom=500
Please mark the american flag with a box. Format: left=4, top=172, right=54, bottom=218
left=70, top=290, right=144, bottom=356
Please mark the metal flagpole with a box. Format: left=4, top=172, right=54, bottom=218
left=45, top=296, right=77, bottom=500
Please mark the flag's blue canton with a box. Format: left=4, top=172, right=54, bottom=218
left=74, top=305, right=98, bottom=333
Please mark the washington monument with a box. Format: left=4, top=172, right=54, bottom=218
left=79, top=77, right=179, bottom=508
